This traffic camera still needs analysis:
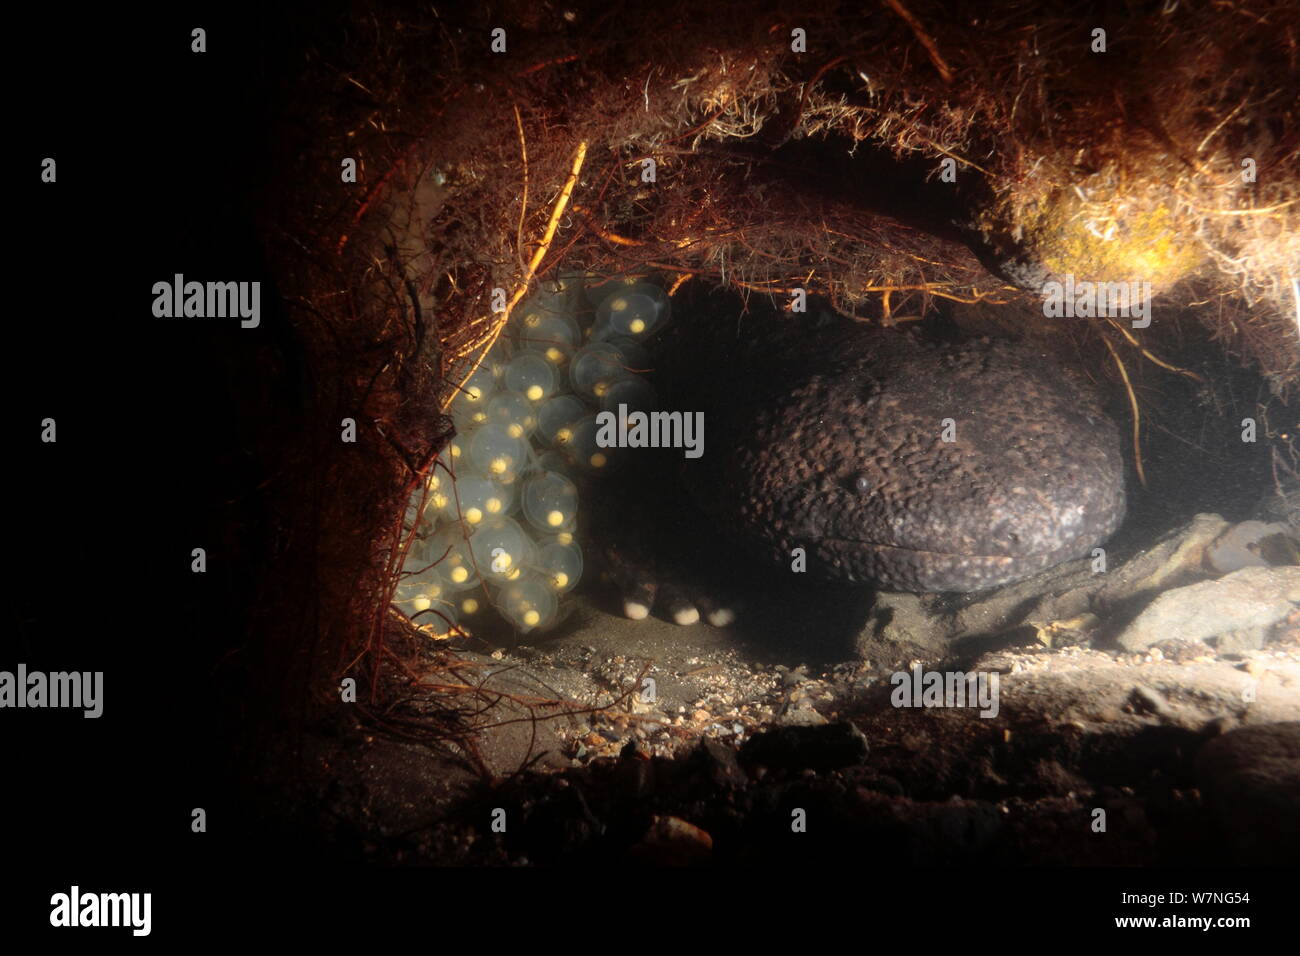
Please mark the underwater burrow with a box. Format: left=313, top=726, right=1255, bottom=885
left=237, top=0, right=1300, bottom=867
left=386, top=264, right=1290, bottom=663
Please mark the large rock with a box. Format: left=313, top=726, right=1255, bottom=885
left=1095, top=513, right=1230, bottom=609
left=1114, top=566, right=1300, bottom=653
left=1207, top=521, right=1299, bottom=573
left=857, top=514, right=1240, bottom=658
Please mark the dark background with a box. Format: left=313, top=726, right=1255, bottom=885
left=9, top=2, right=293, bottom=933
left=6, top=1, right=1288, bottom=938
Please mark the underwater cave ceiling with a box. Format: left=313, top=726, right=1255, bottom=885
left=280, top=0, right=1300, bottom=406
left=245, top=0, right=1300, bottom=866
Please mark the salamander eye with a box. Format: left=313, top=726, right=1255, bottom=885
left=853, top=473, right=872, bottom=494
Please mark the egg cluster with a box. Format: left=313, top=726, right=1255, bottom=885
left=393, top=273, right=671, bottom=636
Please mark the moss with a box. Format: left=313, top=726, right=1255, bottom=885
left=1031, top=195, right=1205, bottom=290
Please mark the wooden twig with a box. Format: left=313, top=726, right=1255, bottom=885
left=1104, top=318, right=1205, bottom=382
left=440, top=139, right=589, bottom=412
left=1102, top=335, right=1148, bottom=488
left=513, top=104, right=529, bottom=273
left=883, top=0, right=955, bottom=84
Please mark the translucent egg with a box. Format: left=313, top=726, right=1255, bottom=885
left=449, top=476, right=514, bottom=527
left=570, top=342, right=632, bottom=400
left=407, top=474, right=455, bottom=528
left=484, top=337, right=514, bottom=382
left=448, top=360, right=497, bottom=412
left=536, top=395, right=588, bottom=448
left=602, top=334, right=652, bottom=371
left=521, top=471, right=579, bottom=533
left=598, top=376, right=658, bottom=415
left=516, top=306, right=580, bottom=366
left=468, top=516, right=538, bottom=583
left=532, top=449, right=581, bottom=483
left=505, top=352, right=558, bottom=403
left=419, top=466, right=466, bottom=524
left=486, top=390, right=539, bottom=439
left=457, top=594, right=485, bottom=621
left=436, top=437, right=468, bottom=479
left=394, top=569, right=449, bottom=610
left=514, top=292, right=560, bottom=323
left=427, top=525, right=480, bottom=590
left=495, top=572, right=558, bottom=632
left=534, top=538, right=583, bottom=593
left=451, top=400, right=491, bottom=433
left=421, top=463, right=456, bottom=517
left=518, top=279, right=576, bottom=321
left=594, top=282, right=670, bottom=339
left=586, top=275, right=641, bottom=310
left=401, top=534, right=435, bottom=575
left=544, top=272, right=585, bottom=296
left=424, top=463, right=448, bottom=495
left=467, top=424, right=528, bottom=483
left=566, top=414, right=615, bottom=473
left=424, top=487, right=457, bottom=524
left=393, top=567, right=456, bottom=628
